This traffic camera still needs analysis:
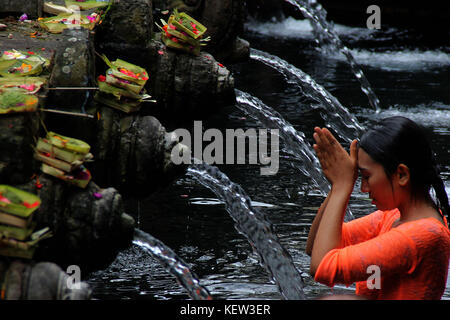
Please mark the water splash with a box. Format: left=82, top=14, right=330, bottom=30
left=235, top=89, right=354, bottom=221
left=246, top=16, right=376, bottom=41
left=236, top=89, right=328, bottom=193
left=250, top=48, right=364, bottom=143
left=284, top=0, right=381, bottom=111
left=187, top=163, right=306, bottom=300
left=133, top=228, right=212, bottom=300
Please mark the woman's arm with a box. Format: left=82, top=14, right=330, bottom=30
left=305, top=189, right=332, bottom=256
left=313, top=225, right=420, bottom=287
left=309, top=127, right=358, bottom=276
left=310, top=183, right=353, bottom=276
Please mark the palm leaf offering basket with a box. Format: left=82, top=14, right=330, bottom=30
left=171, top=8, right=207, bottom=39
left=38, top=12, right=99, bottom=33
left=35, top=132, right=93, bottom=189
left=100, top=55, right=149, bottom=88
left=0, top=77, right=47, bottom=95
left=0, top=91, right=39, bottom=114
left=156, top=9, right=209, bottom=55
left=95, top=54, right=152, bottom=113
left=0, top=186, right=51, bottom=259
left=45, top=131, right=91, bottom=155
left=1, top=50, right=50, bottom=69
left=0, top=185, right=41, bottom=218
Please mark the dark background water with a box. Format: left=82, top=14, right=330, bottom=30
left=87, top=17, right=450, bottom=300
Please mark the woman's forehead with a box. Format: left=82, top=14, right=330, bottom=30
left=357, top=148, right=377, bottom=169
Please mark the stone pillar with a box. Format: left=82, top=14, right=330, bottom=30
left=95, top=0, right=153, bottom=63
left=145, top=39, right=236, bottom=124
left=91, top=107, right=188, bottom=196
left=24, top=176, right=136, bottom=272
left=48, top=28, right=96, bottom=112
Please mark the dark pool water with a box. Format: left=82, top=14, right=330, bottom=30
left=87, top=17, right=450, bottom=300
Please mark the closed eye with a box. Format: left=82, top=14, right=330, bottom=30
left=359, top=168, right=370, bottom=179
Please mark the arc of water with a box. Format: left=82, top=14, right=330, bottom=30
left=235, top=89, right=329, bottom=193
left=133, top=228, right=213, bottom=300
left=284, top=0, right=381, bottom=111
left=235, top=89, right=354, bottom=221
left=187, top=163, right=306, bottom=300
left=250, top=48, right=364, bottom=144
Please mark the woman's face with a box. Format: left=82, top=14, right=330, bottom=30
left=358, top=148, right=398, bottom=211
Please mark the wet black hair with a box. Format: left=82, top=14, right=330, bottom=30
left=359, top=116, right=449, bottom=223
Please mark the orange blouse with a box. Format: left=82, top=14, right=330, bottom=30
left=314, top=209, right=450, bottom=299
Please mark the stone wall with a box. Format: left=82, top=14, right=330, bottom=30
left=0, top=0, right=43, bottom=18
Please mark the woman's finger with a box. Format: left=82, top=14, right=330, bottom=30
left=322, top=127, right=339, bottom=148
left=313, top=144, right=327, bottom=168
left=315, top=129, right=332, bottom=152
left=313, top=130, right=323, bottom=146
left=349, top=139, right=358, bottom=161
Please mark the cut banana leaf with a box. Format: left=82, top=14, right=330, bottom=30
left=0, top=91, right=39, bottom=114
left=0, top=59, right=44, bottom=77
left=94, top=92, right=142, bottom=113
left=0, top=50, right=28, bottom=60
left=34, top=151, right=84, bottom=173
left=46, top=131, right=91, bottom=155
left=41, top=163, right=91, bottom=189
left=0, top=243, right=36, bottom=259
left=165, top=17, right=202, bottom=46
left=1, top=228, right=51, bottom=248
left=36, top=138, right=91, bottom=163
left=171, top=9, right=207, bottom=39
left=0, top=77, right=47, bottom=94
left=100, top=55, right=149, bottom=86
left=97, top=80, right=143, bottom=100
left=65, top=0, right=110, bottom=10
left=1, top=50, right=50, bottom=69
left=38, top=13, right=97, bottom=34
left=161, top=34, right=200, bottom=55
left=0, top=185, right=41, bottom=218
left=0, top=227, right=52, bottom=259
left=105, top=71, right=143, bottom=94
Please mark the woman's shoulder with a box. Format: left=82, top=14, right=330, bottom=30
left=367, top=208, right=400, bottom=219
left=369, top=209, right=400, bottom=229
left=357, top=208, right=397, bottom=220
left=345, top=209, right=398, bottom=229
left=396, top=217, right=450, bottom=247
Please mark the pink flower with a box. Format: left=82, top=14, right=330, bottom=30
left=0, top=195, right=12, bottom=204
left=19, top=84, right=36, bottom=91
left=19, top=13, right=28, bottom=22
left=93, top=192, right=103, bottom=199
